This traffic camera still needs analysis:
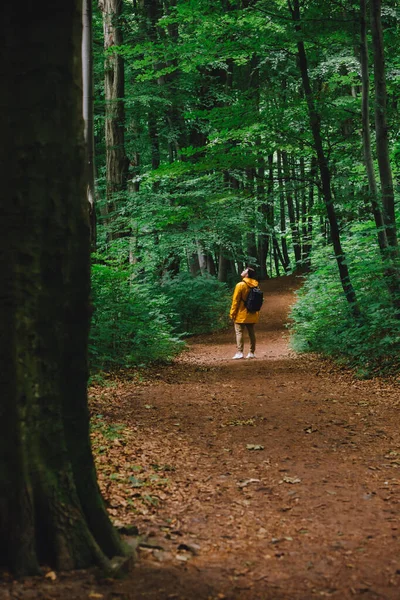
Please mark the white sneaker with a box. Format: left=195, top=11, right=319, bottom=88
left=246, top=352, right=256, bottom=359
left=232, top=352, right=244, bottom=360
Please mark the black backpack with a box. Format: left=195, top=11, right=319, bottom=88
left=244, top=285, right=264, bottom=312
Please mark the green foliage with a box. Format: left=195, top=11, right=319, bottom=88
left=89, top=263, right=230, bottom=369
left=93, top=0, right=400, bottom=376
left=89, top=264, right=184, bottom=370
left=161, top=272, right=231, bottom=335
left=290, top=224, right=400, bottom=377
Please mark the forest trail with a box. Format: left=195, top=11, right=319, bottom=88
left=5, top=276, right=400, bottom=600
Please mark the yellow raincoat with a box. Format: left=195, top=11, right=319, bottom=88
left=229, top=277, right=260, bottom=324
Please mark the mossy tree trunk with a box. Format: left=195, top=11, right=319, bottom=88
left=0, top=0, right=126, bottom=576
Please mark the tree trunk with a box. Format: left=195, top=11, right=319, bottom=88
left=0, top=0, right=126, bottom=575
left=290, top=0, right=360, bottom=316
left=370, top=0, right=398, bottom=251
left=257, top=158, right=269, bottom=280
left=245, top=168, right=258, bottom=263
left=277, top=151, right=291, bottom=270
left=282, top=151, right=302, bottom=266
left=196, top=240, right=208, bottom=275
left=206, top=254, right=217, bottom=276
left=218, top=251, right=229, bottom=283
left=188, top=249, right=201, bottom=276
left=98, top=0, right=129, bottom=202
left=302, top=157, right=317, bottom=269
left=82, top=0, right=96, bottom=248
left=272, top=237, right=281, bottom=277
left=299, top=156, right=307, bottom=257
left=359, top=0, right=387, bottom=252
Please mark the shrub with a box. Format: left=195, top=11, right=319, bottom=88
left=89, top=264, right=184, bottom=370
left=290, top=224, right=400, bottom=377
left=160, top=272, right=231, bottom=335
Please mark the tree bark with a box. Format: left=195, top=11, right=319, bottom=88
left=302, top=157, right=317, bottom=269
left=282, top=151, right=302, bottom=267
left=257, top=157, right=269, bottom=280
left=290, top=0, right=360, bottom=316
left=370, top=0, right=398, bottom=251
left=82, top=0, right=97, bottom=248
left=0, top=0, right=126, bottom=575
left=359, top=0, right=387, bottom=252
left=218, top=251, right=229, bottom=283
left=98, top=0, right=129, bottom=202
left=277, top=151, right=291, bottom=270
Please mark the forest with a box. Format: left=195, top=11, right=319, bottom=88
left=90, top=0, right=400, bottom=377
left=1, top=0, right=400, bottom=595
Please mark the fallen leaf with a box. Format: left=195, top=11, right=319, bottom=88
left=282, top=476, right=301, bottom=484
left=45, top=571, right=57, bottom=581
left=246, top=444, right=264, bottom=451
left=304, top=426, right=318, bottom=434
left=228, top=419, right=255, bottom=427
left=176, top=554, right=189, bottom=562
left=237, top=478, right=260, bottom=488
left=177, top=542, right=200, bottom=554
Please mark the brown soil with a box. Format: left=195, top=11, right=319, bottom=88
left=3, top=275, right=400, bottom=600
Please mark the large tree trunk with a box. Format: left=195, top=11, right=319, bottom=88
left=291, top=0, right=360, bottom=316
left=0, top=0, right=126, bottom=575
left=370, top=0, right=398, bottom=251
left=82, top=0, right=96, bottom=247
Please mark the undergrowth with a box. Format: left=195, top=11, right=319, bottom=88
left=89, top=264, right=230, bottom=371
left=290, top=223, right=400, bottom=378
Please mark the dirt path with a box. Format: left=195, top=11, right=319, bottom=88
left=4, top=276, right=400, bottom=600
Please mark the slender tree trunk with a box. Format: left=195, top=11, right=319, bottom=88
left=245, top=167, right=258, bottom=262
left=362, top=0, right=400, bottom=312
left=206, top=254, right=217, bottom=276
left=302, top=157, right=317, bottom=269
left=98, top=0, right=129, bottom=203
left=0, top=0, right=126, bottom=575
left=360, top=0, right=387, bottom=252
left=256, top=154, right=269, bottom=280
left=300, top=156, right=307, bottom=258
left=258, top=156, right=274, bottom=280
left=273, top=234, right=288, bottom=273
left=218, top=251, right=229, bottom=283
left=370, top=0, right=398, bottom=251
left=282, top=151, right=302, bottom=266
left=277, top=151, right=291, bottom=270
left=196, top=240, right=208, bottom=275
left=293, top=157, right=300, bottom=224
left=273, top=237, right=280, bottom=277
left=188, top=249, right=201, bottom=276
left=290, top=0, right=360, bottom=316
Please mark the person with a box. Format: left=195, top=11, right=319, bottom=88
left=229, top=266, right=260, bottom=359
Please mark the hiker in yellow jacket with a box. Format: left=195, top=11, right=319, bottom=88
left=229, top=266, right=259, bottom=359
